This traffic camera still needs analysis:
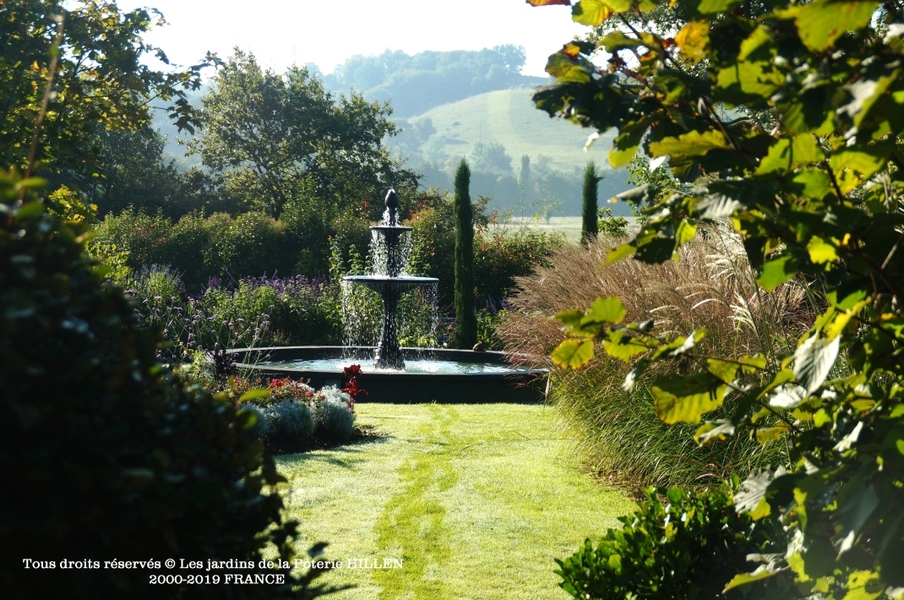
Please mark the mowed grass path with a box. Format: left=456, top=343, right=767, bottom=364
left=276, top=403, right=635, bottom=599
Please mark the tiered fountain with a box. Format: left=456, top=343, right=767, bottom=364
left=228, top=190, right=547, bottom=403
left=342, top=189, right=438, bottom=370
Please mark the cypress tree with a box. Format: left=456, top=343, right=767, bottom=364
left=581, top=161, right=601, bottom=244
left=453, top=158, right=477, bottom=349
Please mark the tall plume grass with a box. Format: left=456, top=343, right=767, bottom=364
left=498, top=222, right=812, bottom=491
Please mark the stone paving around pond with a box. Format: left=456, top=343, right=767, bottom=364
left=275, top=403, right=635, bottom=600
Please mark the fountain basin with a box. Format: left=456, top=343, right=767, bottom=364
left=343, top=275, right=438, bottom=295
left=227, top=346, right=548, bottom=404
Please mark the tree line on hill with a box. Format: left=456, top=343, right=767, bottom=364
left=321, top=45, right=547, bottom=117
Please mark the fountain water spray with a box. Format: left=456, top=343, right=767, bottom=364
left=342, top=189, right=438, bottom=370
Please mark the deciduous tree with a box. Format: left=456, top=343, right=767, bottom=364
left=190, top=49, right=416, bottom=218
left=0, top=0, right=215, bottom=179
left=531, top=0, right=904, bottom=595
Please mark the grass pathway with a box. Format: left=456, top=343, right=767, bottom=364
left=276, top=403, right=634, bottom=599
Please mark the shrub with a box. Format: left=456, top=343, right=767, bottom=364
left=556, top=480, right=790, bottom=599
left=264, top=401, right=315, bottom=446
left=0, top=170, right=329, bottom=598
left=242, top=403, right=271, bottom=440
left=312, top=387, right=356, bottom=442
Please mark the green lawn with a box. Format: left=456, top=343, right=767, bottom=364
left=276, top=403, right=635, bottom=599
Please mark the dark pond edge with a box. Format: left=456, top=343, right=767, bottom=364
left=227, top=346, right=549, bottom=404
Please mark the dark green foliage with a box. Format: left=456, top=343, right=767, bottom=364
left=125, top=268, right=343, bottom=359
left=95, top=203, right=373, bottom=291
left=581, top=161, right=600, bottom=243
left=0, top=0, right=214, bottom=178
left=0, top=171, right=330, bottom=598
left=453, top=159, right=477, bottom=349
left=556, top=482, right=790, bottom=600
left=406, top=190, right=561, bottom=309
left=190, top=49, right=416, bottom=218
left=535, top=0, right=904, bottom=593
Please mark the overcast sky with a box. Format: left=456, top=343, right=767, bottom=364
left=114, top=0, right=585, bottom=78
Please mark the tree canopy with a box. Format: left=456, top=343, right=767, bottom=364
left=0, top=0, right=215, bottom=181
left=531, top=0, right=904, bottom=596
left=189, top=49, right=417, bottom=218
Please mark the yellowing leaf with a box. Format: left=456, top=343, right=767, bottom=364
left=526, top=0, right=572, bottom=5
left=652, top=373, right=727, bottom=424
left=675, top=21, right=709, bottom=64
left=807, top=236, right=838, bottom=264
left=824, top=299, right=869, bottom=340
left=649, top=129, right=731, bottom=158
left=571, top=0, right=613, bottom=25
left=603, top=330, right=650, bottom=361
left=756, top=424, right=790, bottom=442
left=583, top=296, right=627, bottom=325
left=828, top=148, right=889, bottom=193
left=552, top=338, right=594, bottom=369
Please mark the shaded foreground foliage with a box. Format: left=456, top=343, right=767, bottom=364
left=0, top=171, right=333, bottom=598
left=530, top=0, right=904, bottom=595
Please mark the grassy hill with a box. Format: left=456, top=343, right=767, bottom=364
left=417, top=87, right=621, bottom=174
left=396, top=88, right=633, bottom=216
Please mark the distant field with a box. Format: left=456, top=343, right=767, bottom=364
left=495, top=216, right=639, bottom=243
left=419, top=89, right=623, bottom=176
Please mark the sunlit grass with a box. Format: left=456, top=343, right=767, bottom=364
left=276, top=403, right=635, bottom=600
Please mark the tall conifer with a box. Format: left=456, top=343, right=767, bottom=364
left=453, top=158, right=477, bottom=349
left=581, top=161, right=601, bottom=244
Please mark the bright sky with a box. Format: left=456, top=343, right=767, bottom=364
left=114, top=0, right=586, bottom=78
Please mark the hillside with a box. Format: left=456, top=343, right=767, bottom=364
left=417, top=87, right=618, bottom=173
left=394, top=88, right=633, bottom=216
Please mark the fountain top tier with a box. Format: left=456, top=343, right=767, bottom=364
left=342, top=189, right=437, bottom=370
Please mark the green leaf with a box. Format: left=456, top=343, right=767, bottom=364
left=716, top=60, right=784, bottom=101
left=652, top=373, right=727, bottom=424
left=735, top=469, right=779, bottom=519
left=828, top=147, right=889, bottom=193
left=552, top=338, right=595, bottom=369
left=609, top=123, right=648, bottom=168
left=238, top=389, right=269, bottom=403
left=807, top=236, right=838, bottom=264
left=597, top=30, right=645, bottom=52
left=697, top=0, right=746, bottom=13
left=793, top=334, right=841, bottom=394
left=603, top=330, right=651, bottom=361
left=758, top=253, right=800, bottom=291
left=13, top=201, right=44, bottom=221
left=652, top=329, right=705, bottom=360
left=604, top=241, right=637, bottom=264
left=545, top=51, right=595, bottom=83
left=582, top=296, right=626, bottom=326
left=649, top=129, right=731, bottom=158
left=756, top=135, right=825, bottom=175
left=792, top=0, right=880, bottom=52
left=554, top=309, right=586, bottom=329
left=571, top=0, right=612, bottom=25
